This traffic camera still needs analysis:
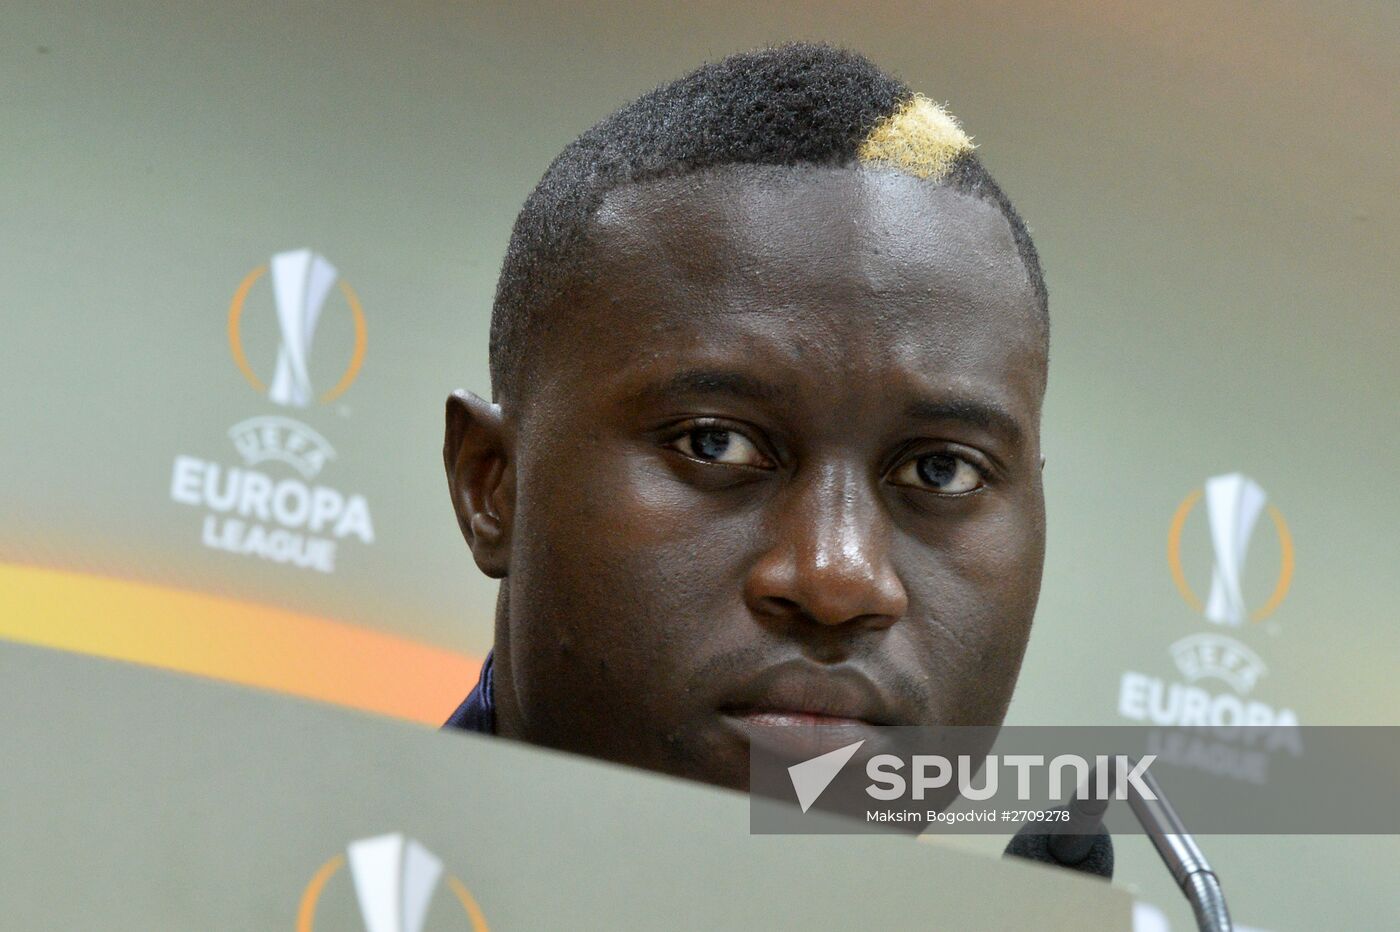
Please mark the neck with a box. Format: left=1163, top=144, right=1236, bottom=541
left=489, top=584, right=524, bottom=740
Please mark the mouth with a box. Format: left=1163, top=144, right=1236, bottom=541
left=723, top=709, right=876, bottom=728
left=717, top=659, right=902, bottom=757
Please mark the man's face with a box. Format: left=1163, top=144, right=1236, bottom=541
left=455, top=164, right=1047, bottom=790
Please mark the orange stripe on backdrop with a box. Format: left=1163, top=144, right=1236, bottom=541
left=0, top=563, right=480, bottom=725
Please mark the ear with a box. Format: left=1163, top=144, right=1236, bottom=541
left=444, top=390, right=514, bottom=578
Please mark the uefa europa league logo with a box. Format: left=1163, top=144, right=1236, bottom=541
left=1203, top=473, right=1266, bottom=625
left=268, top=250, right=338, bottom=406
left=297, top=833, right=488, bottom=932
left=1167, top=472, right=1295, bottom=625
left=347, top=833, right=443, bottom=932
left=228, top=249, right=367, bottom=408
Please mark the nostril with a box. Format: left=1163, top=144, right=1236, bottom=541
left=752, top=594, right=803, bottom=620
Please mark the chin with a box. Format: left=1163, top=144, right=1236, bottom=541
left=641, top=721, right=753, bottom=794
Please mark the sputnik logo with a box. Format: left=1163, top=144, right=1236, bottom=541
left=788, top=740, right=865, bottom=813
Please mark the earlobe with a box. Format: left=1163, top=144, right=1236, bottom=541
left=444, top=390, right=514, bottom=578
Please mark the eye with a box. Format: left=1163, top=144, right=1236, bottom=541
left=666, top=424, right=773, bottom=468
left=889, top=451, right=985, bottom=495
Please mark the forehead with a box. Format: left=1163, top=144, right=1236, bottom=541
left=534, top=164, right=1045, bottom=422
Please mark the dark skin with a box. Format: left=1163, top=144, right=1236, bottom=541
left=446, top=163, right=1048, bottom=791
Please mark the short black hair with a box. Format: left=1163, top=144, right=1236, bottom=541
left=489, top=42, right=1047, bottom=401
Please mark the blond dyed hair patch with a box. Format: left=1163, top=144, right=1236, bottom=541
left=857, top=94, right=976, bottom=182
left=490, top=44, right=1047, bottom=399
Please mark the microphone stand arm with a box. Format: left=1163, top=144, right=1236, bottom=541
left=1125, top=762, right=1233, bottom=932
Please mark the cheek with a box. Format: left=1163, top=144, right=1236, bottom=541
left=951, top=473, right=1045, bottom=592
left=509, top=447, right=757, bottom=706
left=957, top=503, right=1046, bottom=600
left=555, top=452, right=753, bottom=599
left=901, top=490, right=1045, bottom=718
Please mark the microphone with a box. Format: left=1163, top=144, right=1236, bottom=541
left=1002, top=758, right=1233, bottom=932
left=1002, top=767, right=1115, bottom=880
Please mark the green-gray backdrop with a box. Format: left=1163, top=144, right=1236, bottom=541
left=3, top=2, right=1397, bottom=928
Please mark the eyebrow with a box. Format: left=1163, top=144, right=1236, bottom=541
left=903, top=398, right=1025, bottom=445
left=627, top=369, right=786, bottom=406
left=626, top=368, right=1024, bottom=443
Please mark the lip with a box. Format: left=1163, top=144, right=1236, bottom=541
left=724, top=713, right=879, bottom=764
left=727, top=709, right=873, bottom=728
left=719, top=659, right=901, bottom=727
left=716, top=659, right=908, bottom=762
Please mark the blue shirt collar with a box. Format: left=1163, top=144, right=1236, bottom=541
left=442, top=649, right=495, bottom=734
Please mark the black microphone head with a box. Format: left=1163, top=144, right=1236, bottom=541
left=1003, top=821, right=1115, bottom=881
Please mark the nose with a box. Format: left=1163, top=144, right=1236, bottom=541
left=744, top=462, right=908, bottom=629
